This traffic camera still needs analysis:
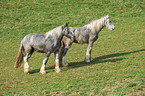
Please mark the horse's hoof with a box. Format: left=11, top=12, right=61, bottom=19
left=24, top=68, right=29, bottom=74
left=40, top=70, right=46, bottom=74
left=85, top=59, right=91, bottom=63
left=85, top=60, right=91, bottom=63
left=14, top=65, right=18, bottom=68
left=91, top=58, right=93, bottom=61
left=24, top=70, right=29, bottom=74
left=55, top=69, right=61, bottom=73
left=40, top=71, right=46, bottom=74
left=62, top=63, right=69, bottom=67
left=85, top=58, right=93, bottom=63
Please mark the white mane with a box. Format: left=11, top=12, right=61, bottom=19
left=84, top=15, right=108, bottom=31
left=44, top=25, right=63, bottom=39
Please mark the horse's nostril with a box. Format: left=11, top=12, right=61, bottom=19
left=113, top=27, right=115, bottom=30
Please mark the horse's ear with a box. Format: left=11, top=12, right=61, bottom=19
left=65, top=22, right=69, bottom=27
left=62, top=22, right=69, bottom=29
left=106, top=15, right=109, bottom=18
left=62, top=23, right=69, bottom=35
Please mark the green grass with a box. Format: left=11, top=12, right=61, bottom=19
left=0, top=0, right=145, bottom=95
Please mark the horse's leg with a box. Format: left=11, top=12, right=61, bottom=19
left=54, top=51, right=61, bottom=73
left=40, top=52, right=50, bottom=74
left=24, top=49, right=34, bottom=74
left=23, top=53, right=29, bottom=73
left=59, top=47, right=69, bottom=67
left=62, top=48, right=69, bottom=67
left=62, top=38, right=72, bottom=66
left=40, top=57, right=48, bottom=74
left=85, top=40, right=94, bottom=63
left=59, top=40, right=65, bottom=66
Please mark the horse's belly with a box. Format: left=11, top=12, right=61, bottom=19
left=75, top=35, right=89, bottom=44
left=77, top=39, right=88, bottom=44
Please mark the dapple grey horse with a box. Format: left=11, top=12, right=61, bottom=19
left=14, top=23, right=74, bottom=74
left=59, top=15, right=115, bottom=66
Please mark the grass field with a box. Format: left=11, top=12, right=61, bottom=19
left=0, top=0, right=145, bottom=95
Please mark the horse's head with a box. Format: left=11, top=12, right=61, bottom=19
left=62, top=23, right=75, bottom=41
left=105, top=15, right=115, bottom=30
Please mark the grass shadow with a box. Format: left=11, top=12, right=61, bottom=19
left=29, top=69, right=40, bottom=74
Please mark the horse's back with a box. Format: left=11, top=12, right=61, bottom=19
left=21, top=33, right=46, bottom=51
left=70, top=27, right=91, bottom=44
left=22, top=33, right=45, bottom=44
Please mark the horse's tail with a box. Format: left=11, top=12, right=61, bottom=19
left=14, top=43, right=24, bottom=68
left=59, top=40, right=64, bottom=66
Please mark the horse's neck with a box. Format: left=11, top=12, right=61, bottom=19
left=85, top=18, right=105, bottom=34
left=93, top=19, right=105, bottom=34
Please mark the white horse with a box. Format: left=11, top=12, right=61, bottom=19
left=14, top=23, right=74, bottom=74
left=59, top=15, right=115, bottom=66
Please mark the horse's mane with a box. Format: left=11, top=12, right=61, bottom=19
left=84, top=15, right=108, bottom=30
left=45, top=25, right=63, bottom=39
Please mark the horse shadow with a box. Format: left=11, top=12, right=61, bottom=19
left=29, top=66, right=54, bottom=74
left=68, top=49, right=145, bottom=68
left=30, top=49, right=145, bottom=74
